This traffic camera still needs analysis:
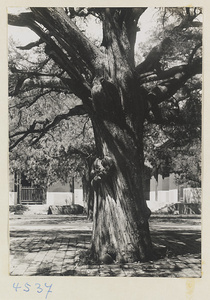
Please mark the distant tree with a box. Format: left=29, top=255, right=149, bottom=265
left=144, top=77, right=201, bottom=186
left=8, top=7, right=202, bottom=263
left=9, top=86, right=96, bottom=213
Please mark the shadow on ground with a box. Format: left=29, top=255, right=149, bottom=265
left=9, top=214, right=201, bottom=277
left=10, top=227, right=201, bottom=258
left=151, top=229, right=201, bottom=257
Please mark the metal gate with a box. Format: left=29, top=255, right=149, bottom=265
left=20, top=187, right=43, bottom=205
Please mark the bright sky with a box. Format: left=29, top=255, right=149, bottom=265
left=8, top=7, right=157, bottom=47
left=8, top=7, right=38, bottom=45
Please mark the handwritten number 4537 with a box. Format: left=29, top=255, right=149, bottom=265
left=13, top=282, right=52, bottom=299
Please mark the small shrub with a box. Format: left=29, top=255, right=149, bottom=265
left=76, top=249, right=98, bottom=265
left=9, top=204, right=29, bottom=215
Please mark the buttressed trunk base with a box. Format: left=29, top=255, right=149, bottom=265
left=89, top=120, right=154, bottom=263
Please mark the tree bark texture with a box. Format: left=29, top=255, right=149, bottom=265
left=82, top=163, right=94, bottom=219
left=90, top=122, right=153, bottom=262
left=89, top=9, right=154, bottom=262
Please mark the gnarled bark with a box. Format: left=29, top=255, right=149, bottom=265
left=90, top=119, right=153, bottom=262
left=89, top=11, right=154, bottom=259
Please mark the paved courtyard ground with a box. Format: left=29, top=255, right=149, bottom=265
left=9, top=213, right=201, bottom=277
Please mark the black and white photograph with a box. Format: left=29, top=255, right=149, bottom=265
left=8, top=6, right=202, bottom=279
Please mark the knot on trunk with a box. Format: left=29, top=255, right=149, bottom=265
left=90, top=156, right=115, bottom=190
left=91, top=77, right=124, bottom=125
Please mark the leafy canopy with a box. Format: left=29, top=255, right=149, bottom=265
left=8, top=7, right=202, bottom=187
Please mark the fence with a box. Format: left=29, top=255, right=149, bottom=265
left=20, top=187, right=44, bottom=204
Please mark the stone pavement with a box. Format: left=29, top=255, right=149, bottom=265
left=9, top=214, right=201, bottom=277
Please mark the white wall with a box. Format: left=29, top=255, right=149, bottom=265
left=46, top=190, right=84, bottom=206
left=46, top=192, right=73, bottom=206
left=74, top=189, right=83, bottom=206
left=147, top=189, right=178, bottom=212
left=9, top=192, right=17, bottom=205
left=147, top=191, right=169, bottom=211
left=169, top=189, right=178, bottom=204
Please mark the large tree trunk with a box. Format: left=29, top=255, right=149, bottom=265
left=88, top=9, right=155, bottom=263
left=89, top=69, right=154, bottom=263
left=90, top=116, right=153, bottom=263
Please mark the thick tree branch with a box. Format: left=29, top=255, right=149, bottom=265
left=17, top=38, right=44, bottom=50
left=156, top=57, right=201, bottom=102
left=10, top=66, right=66, bottom=79
left=136, top=10, right=201, bottom=75
left=59, top=144, right=95, bottom=160
left=120, top=8, right=147, bottom=58
left=145, top=57, right=202, bottom=122
left=9, top=105, right=87, bottom=151
left=9, top=120, right=38, bottom=150
left=139, top=62, right=187, bottom=84
left=9, top=73, right=71, bottom=96
left=188, top=42, right=202, bottom=64
left=101, top=8, right=146, bottom=68
left=9, top=89, right=53, bottom=109
left=135, top=38, right=172, bottom=75
left=8, top=12, right=34, bottom=27
left=30, top=8, right=104, bottom=72
left=8, top=10, right=96, bottom=107
left=8, top=8, right=103, bottom=72
left=146, top=113, right=199, bottom=127
left=10, top=32, right=92, bottom=102
left=139, top=56, right=202, bottom=84
left=190, top=21, right=202, bottom=27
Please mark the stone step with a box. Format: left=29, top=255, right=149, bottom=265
left=23, top=205, right=49, bottom=215
left=21, top=201, right=43, bottom=205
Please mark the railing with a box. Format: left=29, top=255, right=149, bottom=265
left=20, top=187, right=43, bottom=204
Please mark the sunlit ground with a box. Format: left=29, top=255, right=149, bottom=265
left=9, top=214, right=201, bottom=277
